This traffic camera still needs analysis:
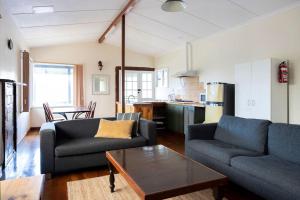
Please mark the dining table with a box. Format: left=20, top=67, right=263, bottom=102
left=52, top=106, right=90, bottom=120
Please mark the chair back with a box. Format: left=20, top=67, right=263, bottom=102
left=43, top=103, right=54, bottom=122
left=89, top=102, right=97, bottom=118
left=84, top=101, right=93, bottom=118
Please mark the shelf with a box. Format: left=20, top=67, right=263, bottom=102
left=153, top=116, right=166, bottom=120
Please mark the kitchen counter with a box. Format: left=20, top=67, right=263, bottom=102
left=118, top=101, right=205, bottom=107
left=131, top=100, right=205, bottom=107
left=166, top=101, right=205, bottom=108
left=116, top=101, right=205, bottom=133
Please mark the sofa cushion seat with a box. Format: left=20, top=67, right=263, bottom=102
left=55, top=136, right=147, bottom=157
left=231, top=155, right=300, bottom=195
left=186, top=140, right=261, bottom=165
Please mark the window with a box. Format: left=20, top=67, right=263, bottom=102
left=156, top=68, right=168, bottom=88
left=141, top=72, right=153, bottom=99
left=125, top=72, right=138, bottom=103
left=33, top=63, right=74, bottom=107
left=123, top=71, right=154, bottom=103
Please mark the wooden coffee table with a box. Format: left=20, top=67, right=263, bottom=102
left=106, top=145, right=228, bottom=200
left=0, top=175, right=45, bottom=200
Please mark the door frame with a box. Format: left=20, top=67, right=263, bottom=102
left=115, top=66, right=155, bottom=114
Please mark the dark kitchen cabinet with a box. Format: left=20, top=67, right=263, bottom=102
left=166, top=104, right=184, bottom=133
left=0, top=79, right=17, bottom=169
left=184, top=106, right=205, bottom=135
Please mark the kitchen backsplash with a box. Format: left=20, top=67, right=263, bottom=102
left=175, top=77, right=205, bottom=102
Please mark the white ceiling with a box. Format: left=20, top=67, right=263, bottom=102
left=3, top=0, right=300, bottom=56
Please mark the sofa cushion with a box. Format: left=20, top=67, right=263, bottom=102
left=214, top=115, right=270, bottom=153
left=117, top=112, right=141, bottom=137
left=95, top=119, right=134, bottom=139
left=186, top=140, right=261, bottom=165
left=55, top=118, right=101, bottom=139
left=231, top=155, right=300, bottom=196
left=268, top=123, right=300, bottom=165
left=55, top=136, right=147, bottom=157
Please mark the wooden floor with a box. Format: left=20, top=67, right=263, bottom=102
left=1, top=129, right=262, bottom=200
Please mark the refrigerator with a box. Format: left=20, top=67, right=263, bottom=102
left=205, top=82, right=235, bottom=123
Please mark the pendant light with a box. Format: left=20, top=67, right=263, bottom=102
left=161, top=0, right=187, bottom=12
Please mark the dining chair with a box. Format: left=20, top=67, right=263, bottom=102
left=43, top=103, right=65, bottom=122
left=74, top=101, right=94, bottom=119
left=84, top=101, right=93, bottom=118
left=89, top=102, right=96, bottom=118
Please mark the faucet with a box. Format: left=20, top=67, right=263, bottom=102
left=127, top=95, right=136, bottom=104
left=168, top=93, right=175, bottom=102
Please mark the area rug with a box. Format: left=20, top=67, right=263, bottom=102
left=67, top=174, right=219, bottom=200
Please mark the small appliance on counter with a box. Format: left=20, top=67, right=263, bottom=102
left=205, top=82, right=235, bottom=123
left=167, top=93, right=175, bottom=102
left=199, top=92, right=206, bottom=104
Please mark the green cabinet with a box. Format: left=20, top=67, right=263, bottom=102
left=184, top=106, right=205, bottom=135
left=167, top=104, right=205, bottom=134
left=166, top=104, right=184, bottom=133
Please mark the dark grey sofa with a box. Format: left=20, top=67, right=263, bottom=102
left=40, top=118, right=156, bottom=175
left=185, top=115, right=300, bottom=200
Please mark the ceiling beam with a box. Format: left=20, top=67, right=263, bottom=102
left=98, top=0, right=136, bottom=43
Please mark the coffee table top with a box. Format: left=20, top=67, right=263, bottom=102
left=0, top=175, right=45, bottom=200
left=106, top=145, right=227, bottom=200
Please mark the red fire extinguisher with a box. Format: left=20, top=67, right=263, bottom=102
left=278, top=61, right=288, bottom=83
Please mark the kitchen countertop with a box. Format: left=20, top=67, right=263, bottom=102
left=116, top=101, right=205, bottom=108
left=166, top=101, right=205, bottom=107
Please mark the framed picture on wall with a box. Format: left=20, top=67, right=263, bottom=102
left=92, top=74, right=110, bottom=95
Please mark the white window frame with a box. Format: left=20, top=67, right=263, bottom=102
left=32, top=63, right=75, bottom=107
left=122, top=70, right=155, bottom=103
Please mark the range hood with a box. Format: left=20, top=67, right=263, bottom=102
left=175, top=70, right=198, bottom=77
left=175, top=42, right=199, bottom=78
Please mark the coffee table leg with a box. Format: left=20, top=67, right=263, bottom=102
left=107, top=160, right=115, bottom=193
left=213, top=186, right=224, bottom=200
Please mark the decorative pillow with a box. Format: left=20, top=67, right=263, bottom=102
left=95, top=119, right=134, bottom=139
left=117, top=112, right=141, bottom=137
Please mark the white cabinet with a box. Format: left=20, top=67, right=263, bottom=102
left=235, top=58, right=288, bottom=123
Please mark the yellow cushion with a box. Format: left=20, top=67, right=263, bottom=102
left=95, top=119, right=134, bottom=139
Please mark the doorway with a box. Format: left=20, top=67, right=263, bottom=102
left=124, top=70, right=154, bottom=103
left=115, top=66, right=155, bottom=112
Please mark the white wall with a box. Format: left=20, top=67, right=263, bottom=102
left=30, top=42, right=154, bottom=127
left=155, top=5, right=300, bottom=124
left=0, top=1, right=30, bottom=143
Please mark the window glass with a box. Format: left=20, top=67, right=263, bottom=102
left=123, top=71, right=154, bottom=103
left=33, top=63, right=74, bottom=107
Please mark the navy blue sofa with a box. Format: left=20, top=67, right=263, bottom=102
left=185, top=115, right=300, bottom=200
left=40, top=118, right=156, bottom=175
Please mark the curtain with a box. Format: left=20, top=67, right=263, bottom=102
left=74, top=64, right=84, bottom=106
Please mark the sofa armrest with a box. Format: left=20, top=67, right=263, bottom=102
left=139, top=119, right=156, bottom=145
left=187, top=123, right=217, bottom=141
left=40, top=122, right=56, bottom=175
